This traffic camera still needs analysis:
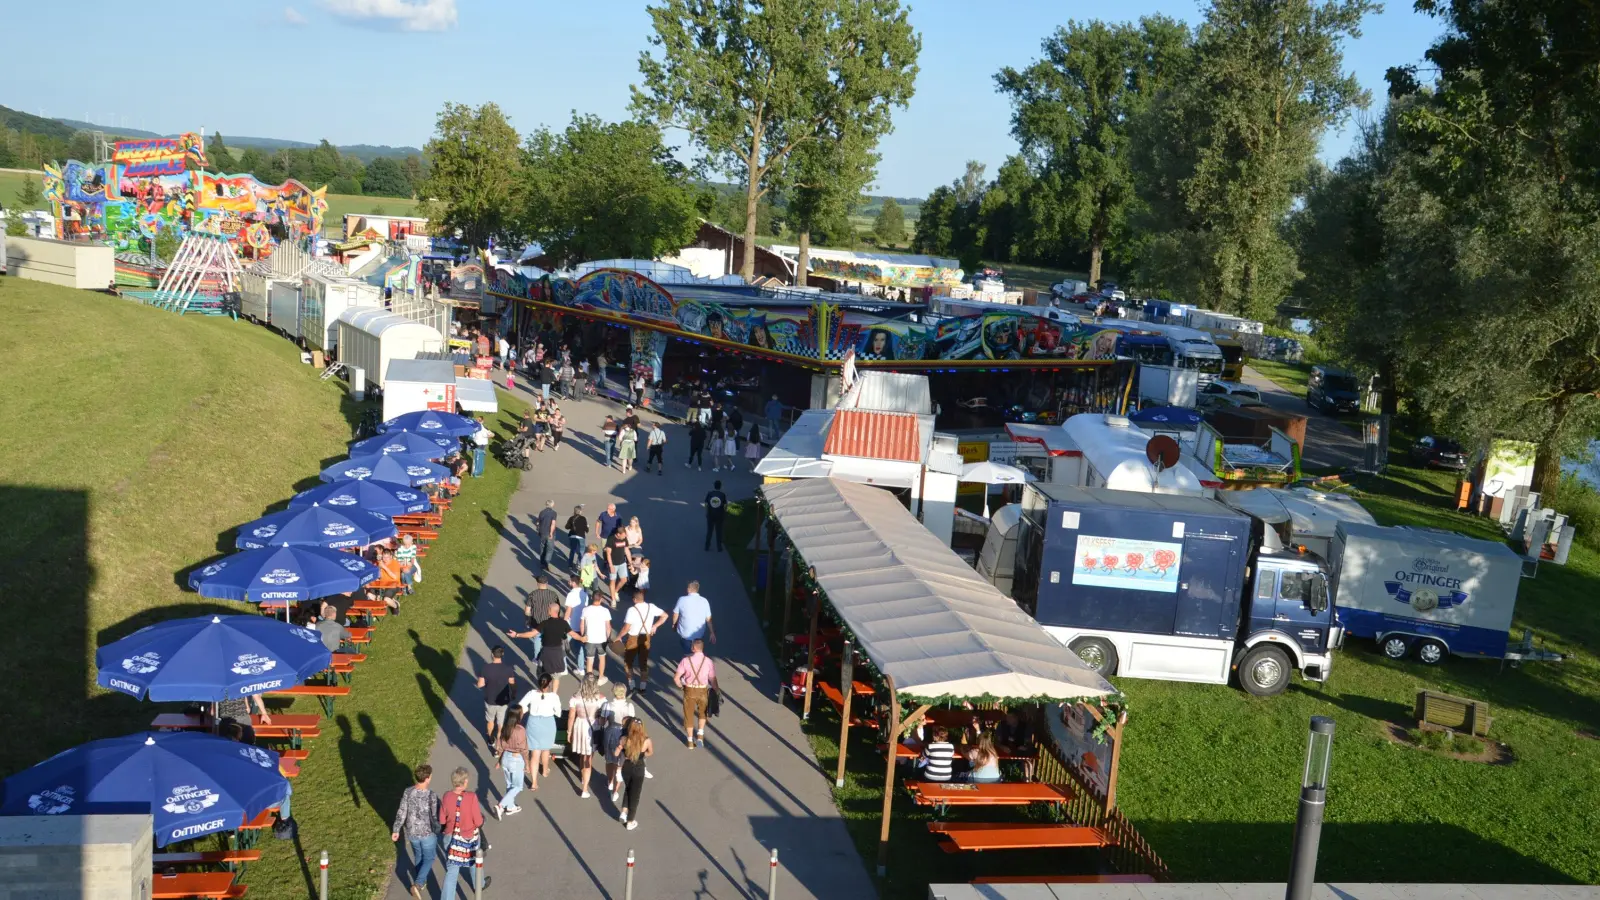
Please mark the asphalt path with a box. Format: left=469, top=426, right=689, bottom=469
left=1239, top=366, right=1365, bottom=470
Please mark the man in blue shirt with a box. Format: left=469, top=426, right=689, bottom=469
left=671, top=580, right=716, bottom=658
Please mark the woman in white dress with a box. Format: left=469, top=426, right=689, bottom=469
left=565, top=673, right=608, bottom=798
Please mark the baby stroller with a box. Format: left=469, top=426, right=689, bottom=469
left=498, top=432, right=535, bottom=471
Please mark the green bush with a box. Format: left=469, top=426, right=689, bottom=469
left=4, top=216, right=23, bottom=237
left=1544, top=473, right=1600, bottom=554
left=1450, top=734, right=1486, bottom=755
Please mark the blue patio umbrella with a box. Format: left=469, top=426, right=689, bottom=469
left=318, top=453, right=451, bottom=487
left=288, top=479, right=433, bottom=517
left=379, top=409, right=479, bottom=438
left=97, top=615, right=332, bottom=702
left=350, top=430, right=459, bottom=459
left=187, top=545, right=378, bottom=604
left=1130, top=405, right=1203, bottom=427
left=1, top=730, right=288, bottom=847
left=235, top=505, right=397, bottom=550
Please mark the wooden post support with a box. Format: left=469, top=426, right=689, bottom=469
left=836, top=642, right=854, bottom=788
left=800, top=575, right=821, bottom=723
left=876, top=676, right=900, bottom=878
left=763, top=526, right=780, bottom=626
left=780, top=553, right=796, bottom=643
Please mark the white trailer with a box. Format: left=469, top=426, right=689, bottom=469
left=381, top=358, right=459, bottom=422
left=300, top=270, right=380, bottom=354
left=268, top=281, right=302, bottom=340
left=335, top=308, right=443, bottom=391
left=1330, top=522, right=1542, bottom=663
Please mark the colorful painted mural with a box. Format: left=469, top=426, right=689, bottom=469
left=932, top=310, right=1123, bottom=361
left=42, top=132, right=326, bottom=261
left=809, top=256, right=963, bottom=288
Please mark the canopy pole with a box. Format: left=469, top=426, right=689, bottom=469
left=774, top=550, right=795, bottom=703
left=800, top=572, right=821, bottom=724
left=835, top=642, right=854, bottom=788
left=876, top=675, right=899, bottom=877
left=762, top=520, right=779, bottom=626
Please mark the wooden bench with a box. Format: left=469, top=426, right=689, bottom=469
left=280, top=759, right=299, bottom=779
left=150, top=871, right=245, bottom=899
left=153, top=849, right=262, bottom=868
left=396, top=527, right=440, bottom=542
left=347, top=627, right=372, bottom=645
left=279, top=748, right=309, bottom=761
left=927, top=822, right=1111, bottom=853
left=230, top=807, right=279, bottom=852
left=972, top=874, right=1156, bottom=885
left=1416, top=689, right=1492, bottom=736
left=391, top=513, right=443, bottom=527
left=908, top=781, right=1073, bottom=815
left=816, top=681, right=879, bottom=729
left=264, top=684, right=350, bottom=718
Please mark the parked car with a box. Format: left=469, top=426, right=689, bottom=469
left=1409, top=435, right=1469, bottom=471
left=1198, top=380, right=1266, bottom=409
left=1307, top=365, right=1361, bottom=414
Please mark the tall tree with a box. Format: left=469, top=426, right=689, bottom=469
left=15, top=175, right=41, bottom=210
left=419, top=102, right=525, bottom=251
left=519, top=114, right=699, bottom=268
left=1134, top=0, right=1373, bottom=316
left=912, top=185, right=956, bottom=255
left=873, top=197, right=906, bottom=247
left=401, top=155, right=425, bottom=196
left=205, top=132, right=231, bottom=172
left=996, top=16, right=1187, bottom=286
left=788, top=124, right=878, bottom=282
left=633, top=0, right=919, bottom=280
left=362, top=156, right=412, bottom=198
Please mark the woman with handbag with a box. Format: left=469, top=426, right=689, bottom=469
left=491, top=706, right=528, bottom=819
left=566, top=673, right=608, bottom=799
left=438, top=767, right=484, bottom=899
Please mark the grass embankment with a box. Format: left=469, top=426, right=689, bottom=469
left=722, top=466, right=1600, bottom=894
left=1246, top=357, right=1313, bottom=400
left=0, top=278, right=524, bottom=900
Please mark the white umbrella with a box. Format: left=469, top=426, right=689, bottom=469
left=959, top=461, right=1035, bottom=517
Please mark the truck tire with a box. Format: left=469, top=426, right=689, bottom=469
left=1380, top=635, right=1410, bottom=660
left=1416, top=639, right=1447, bottom=665
left=1239, top=645, right=1291, bottom=696
left=1069, top=637, right=1118, bottom=678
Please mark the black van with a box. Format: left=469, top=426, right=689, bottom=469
left=1307, top=365, right=1360, bottom=414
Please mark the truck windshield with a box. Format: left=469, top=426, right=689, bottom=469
left=1179, top=353, right=1225, bottom=375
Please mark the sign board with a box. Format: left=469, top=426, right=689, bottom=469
left=1070, top=535, right=1183, bottom=593
left=957, top=441, right=989, bottom=496
left=1058, top=703, right=1113, bottom=799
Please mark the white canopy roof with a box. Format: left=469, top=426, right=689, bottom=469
left=1064, top=414, right=1216, bottom=494
left=454, top=377, right=498, bottom=413
left=762, top=477, right=1118, bottom=703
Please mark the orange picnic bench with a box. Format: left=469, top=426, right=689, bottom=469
left=816, top=681, right=880, bottom=728
left=231, top=807, right=280, bottom=851
left=395, top=526, right=439, bottom=542
left=347, top=626, right=372, bottom=645
left=150, top=871, right=245, bottom=899
left=265, top=683, right=350, bottom=717
left=153, top=849, right=262, bottom=870
left=927, top=822, right=1111, bottom=853
left=391, top=512, right=443, bottom=527
left=908, top=781, right=1073, bottom=815
left=151, top=713, right=321, bottom=749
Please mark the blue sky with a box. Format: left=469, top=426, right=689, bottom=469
left=7, top=0, right=1442, bottom=198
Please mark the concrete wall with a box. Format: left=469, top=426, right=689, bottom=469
left=0, top=815, right=152, bottom=900
left=4, top=236, right=115, bottom=291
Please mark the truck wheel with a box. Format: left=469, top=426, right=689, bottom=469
left=1416, top=639, right=1447, bottom=665
left=1239, top=645, right=1291, bottom=696
left=1380, top=635, right=1411, bottom=660
left=1069, top=637, right=1118, bottom=677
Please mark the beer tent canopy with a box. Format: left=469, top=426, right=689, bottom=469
left=761, top=477, right=1118, bottom=703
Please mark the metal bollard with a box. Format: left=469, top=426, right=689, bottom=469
left=767, top=847, right=779, bottom=899
left=475, top=849, right=484, bottom=900
left=624, top=848, right=636, bottom=900
left=318, top=850, right=328, bottom=900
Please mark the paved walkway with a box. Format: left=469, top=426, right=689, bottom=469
left=386, top=384, right=874, bottom=900
left=1240, top=365, right=1364, bottom=470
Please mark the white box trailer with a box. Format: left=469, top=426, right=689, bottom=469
left=269, top=281, right=302, bottom=340
left=300, top=270, right=380, bottom=354
left=336, top=308, right=443, bottom=391
left=381, top=358, right=459, bottom=422
left=1330, top=522, right=1526, bottom=663
left=5, top=235, right=114, bottom=290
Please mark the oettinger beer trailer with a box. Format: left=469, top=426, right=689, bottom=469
left=1330, top=522, right=1551, bottom=664
left=1012, top=484, right=1336, bottom=696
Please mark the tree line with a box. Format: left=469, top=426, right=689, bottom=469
left=203, top=133, right=422, bottom=199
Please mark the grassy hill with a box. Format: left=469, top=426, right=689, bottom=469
left=49, top=116, right=422, bottom=161
left=0, top=279, right=524, bottom=900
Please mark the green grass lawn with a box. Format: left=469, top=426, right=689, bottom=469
left=987, top=260, right=1092, bottom=292
left=722, top=468, right=1600, bottom=893
left=0, top=277, right=524, bottom=900
left=1246, top=357, right=1313, bottom=400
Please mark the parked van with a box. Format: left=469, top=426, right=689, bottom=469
left=1307, top=365, right=1360, bottom=414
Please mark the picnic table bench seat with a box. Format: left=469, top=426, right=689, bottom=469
left=395, top=527, right=439, bottom=542
left=279, top=748, right=309, bottom=761
left=908, top=781, right=1074, bottom=809
left=265, top=684, right=349, bottom=717
left=816, top=681, right=880, bottom=729
left=927, top=822, right=1112, bottom=853
left=333, top=653, right=366, bottom=665
left=971, top=874, right=1156, bottom=885
left=391, top=513, right=443, bottom=527
left=153, top=850, right=262, bottom=868
left=346, top=627, right=372, bottom=644
left=151, top=870, right=246, bottom=898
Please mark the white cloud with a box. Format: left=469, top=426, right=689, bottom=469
left=319, top=0, right=457, bottom=31
left=283, top=6, right=308, bottom=25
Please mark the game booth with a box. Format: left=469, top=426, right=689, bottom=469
left=755, top=477, right=1171, bottom=884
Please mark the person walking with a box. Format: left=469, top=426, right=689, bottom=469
left=686, top=419, right=706, bottom=470
left=390, top=765, right=440, bottom=900
left=564, top=573, right=592, bottom=673
left=606, top=524, right=631, bottom=604
left=539, top=359, right=557, bottom=403
left=599, top=683, right=636, bottom=800
left=601, top=415, right=619, bottom=467
left=535, top=500, right=558, bottom=571
left=670, top=580, right=716, bottom=657
left=596, top=351, right=609, bottom=393
left=475, top=646, right=516, bottom=749
left=516, top=673, right=561, bottom=792
left=632, top=371, right=647, bottom=406
left=566, top=673, right=608, bottom=798
left=673, top=638, right=718, bottom=749
left=728, top=404, right=745, bottom=447
left=612, top=719, right=654, bottom=830
left=559, top=359, right=575, bottom=400
left=646, top=421, right=667, bottom=475
left=579, top=591, right=614, bottom=681
left=563, top=504, right=588, bottom=570
left=438, top=768, right=484, bottom=900
left=617, top=423, right=638, bottom=474
left=620, top=588, right=667, bottom=691
left=704, top=480, right=728, bottom=552
left=491, top=706, right=528, bottom=819
left=720, top=427, right=738, bottom=471
left=745, top=422, right=763, bottom=470
left=594, top=503, right=621, bottom=548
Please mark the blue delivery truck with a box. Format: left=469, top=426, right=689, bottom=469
left=1012, top=484, right=1338, bottom=696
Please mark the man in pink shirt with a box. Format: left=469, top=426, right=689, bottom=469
left=672, top=638, right=718, bottom=748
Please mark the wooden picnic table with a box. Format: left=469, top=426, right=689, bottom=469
left=926, top=821, right=1111, bottom=853
left=231, top=807, right=279, bottom=852
left=264, top=683, right=350, bottom=718
left=907, top=781, right=1073, bottom=815
left=887, top=742, right=1034, bottom=762
left=816, top=681, right=879, bottom=729
left=347, top=626, right=372, bottom=645
left=150, top=871, right=244, bottom=899
left=153, top=850, right=262, bottom=868
left=391, top=513, right=443, bottom=527
left=151, top=714, right=321, bottom=749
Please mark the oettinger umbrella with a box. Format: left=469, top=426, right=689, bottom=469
left=379, top=409, right=479, bottom=438
left=959, top=461, right=1036, bottom=518
left=350, top=430, right=459, bottom=459
left=188, top=545, right=378, bottom=604
left=1, top=731, right=288, bottom=847
left=97, top=615, right=332, bottom=701
left=319, top=453, right=451, bottom=487
left=289, top=479, right=433, bottom=517
left=235, top=505, right=397, bottom=550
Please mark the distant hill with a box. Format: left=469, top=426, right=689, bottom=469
left=50, top=117, right=421, bottom=161
left=1, top=106, right=80, bottom=144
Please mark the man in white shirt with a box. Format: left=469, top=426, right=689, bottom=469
left=619, top=589, right=668, bottom=691
left=496, top=335, right=510, bottom=369
left=579, top=593, right=614, bottom=682
left=563, top=575, right=590, bottom=673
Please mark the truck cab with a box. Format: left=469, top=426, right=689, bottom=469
left=1241, top=549, right=1338, bottom=689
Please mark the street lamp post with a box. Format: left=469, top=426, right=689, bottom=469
left=1286, top=716, right=1335, bottom=900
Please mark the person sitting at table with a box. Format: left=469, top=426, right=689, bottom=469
left=995, top=710, right=1034, bottom=755
left=919, top=726, right=956, bottom=783
left=312, top=603, right=353, bottom=652
left=376, top=550, right=403, bottom=612
left=965, top=733, right=1003, bottom=784
left=216, top=692, right=271, bottom=729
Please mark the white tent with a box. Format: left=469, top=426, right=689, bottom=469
left=762, top=477, right=1117, bottom=702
